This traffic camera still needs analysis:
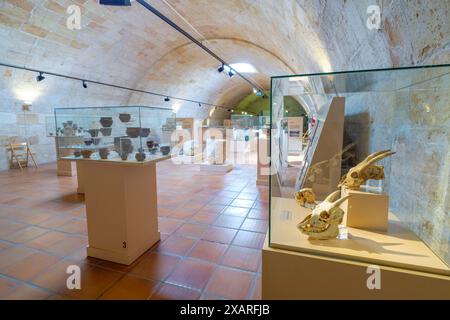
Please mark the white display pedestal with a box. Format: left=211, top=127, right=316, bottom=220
left=263, top=197, right=450, bottom=299
left=256, top=129, right=270, bottom=186
left=199, top=162, right=233, bottom=173
left=69, top=155, right=169, bottom=265
left=341, top=186, right=389, bottom=231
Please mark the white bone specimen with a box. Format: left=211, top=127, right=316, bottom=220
left=338, top=149, right=395, bottom=190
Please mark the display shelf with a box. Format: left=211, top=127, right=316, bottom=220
left=61, top=153, right=170, bottom=166
left=270, top=197, right=449, bottom=276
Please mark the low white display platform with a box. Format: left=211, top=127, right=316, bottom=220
left=199, top=162, right=233, bottom=173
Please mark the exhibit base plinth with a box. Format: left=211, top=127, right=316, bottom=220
left=199, top=162, right=233, bottom=173
left=264, top=197, right=450, bottom=299
left=75, top=160, right=85, bottom=194
left=342, top=186, right=389, bottom=231
left=262, top=234, right=450, bottom=299
left=82, top=158, right=164, bottom=265
left=57, top=159, right=76, bottom=177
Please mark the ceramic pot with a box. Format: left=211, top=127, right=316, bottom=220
left=126, top=127, right=140, bottom=138
left=81, top=150, right=93, bottom=159
left=100, top=117, right=113, bottom=128
left=92, top=137, right=101, bottom=145
left=118, top=138, right=133, bottom=153
left=146, top=140, right=154, bottom=149
left=100, top=127, right=112, bottom=136
left=88, top=129, right=99, bottom=137
left=84, top=139, right=93, bottom=146
left=135, top=152, right=146, bottom=162
left=120, top=152, right=129, bottom=161
left=73, top=150, right=82, bottom=157
left=150, top=147, right=158, bottom=155
left=114, top=136, right=126, bottom=152
left=160, top=145, right=170, bottom=155
left=99, top=148, right=109, bottom=159
left=119, top=113, right=131, bottom=123
left=139, top=128, right=151, bottom=137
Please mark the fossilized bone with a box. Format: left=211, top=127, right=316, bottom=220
left=306, top=143, right=357, bottom=183
left=294, top=188, right=316, bottom=207
left=338, top=149, right=395, bottom=190
left=297, top=190, right=350, bottom=240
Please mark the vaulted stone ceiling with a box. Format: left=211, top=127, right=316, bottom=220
left=0, top=0, right=449, bottom=119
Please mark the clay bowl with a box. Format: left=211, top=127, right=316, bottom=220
left=120, top=152, right=129, bottom=161
left=146, top=140, right=154, bottom=149
left=135, top=152, right=146, bottom=162
left=126, top=127, right=140, bottom=138
left=100, top=127, right=112, bottom=136
left=160, top=145, right=170, bottom=155
left=139, top=128, right=151, bottom=137
left=84, top=139, right=93, bottom=146
left=81, top=150, right=93, bottom=159
left=73, top=150, right=82, bottom=157
left=99, top=148, right=110, bottom=160
left=100, top=117, right=113, bottom=128
left=88, top=129, right=99, bottom=137
left=119, top=113, right=131, bottom=123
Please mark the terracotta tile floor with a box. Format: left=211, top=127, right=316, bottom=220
left=0, top=160, right=268, bottom=300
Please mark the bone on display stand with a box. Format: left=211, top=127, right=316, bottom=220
left=341, top=185, right=389, bottom=231
left=262, top=197, right=450, bottom=299
left=67, top=155, right=169, bottom=265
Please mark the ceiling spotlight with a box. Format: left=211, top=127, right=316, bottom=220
left=253, top=88, right=257, bottom=94
left=228, top=69, right=235, bottom=78
left=217, top=64, right=225, bottom=73
left=164, top=96, right=170, bottom=102
left=36, top=72, right=45, bottom=82
left=82, top=80, right=87, bottom=88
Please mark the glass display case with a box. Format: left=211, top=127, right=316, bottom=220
left=53, top=106, right=176, bottom=162
left=269, top=65, right=450, bottom=274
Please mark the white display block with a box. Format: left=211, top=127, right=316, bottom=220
left=341, top=186, right=389, bottom=231
left=199, top=162, right=233, bottom=173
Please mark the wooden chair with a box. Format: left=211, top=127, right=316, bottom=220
left=6, top=142, right=38, bottom=170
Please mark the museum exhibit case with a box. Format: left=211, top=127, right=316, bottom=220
left=52, top=106, right=176, bottom=265
left=264, top=65, right=450, bottom=299
left=53, top=106, right=176, bottom=162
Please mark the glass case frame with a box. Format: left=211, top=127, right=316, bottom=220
left=53, top=106, right=176, bottom=162
left=269, top=64, right=450, bottom=272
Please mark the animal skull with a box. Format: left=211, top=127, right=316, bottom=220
left=338, top=149, right=395, bottom=190
left=297, top=190, right=350, bottom=240
left=294, top=188, right=316, bottom=207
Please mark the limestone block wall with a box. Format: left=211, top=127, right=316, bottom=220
left=344, top=74, right=450, bottom=265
